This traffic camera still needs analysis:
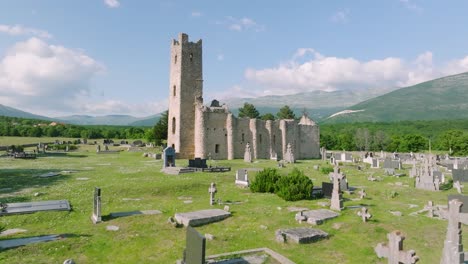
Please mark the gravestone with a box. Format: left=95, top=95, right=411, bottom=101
left=448, top=195, right=468, bottom=214
left=91, top=187, right=102, bottom=224
left=357, top=207, right=372, bottom=222
left=294, top=209, right=339, bottom=225
left=329, top=167, right=348, bottom=191
left=283, top=143, right=295, bottom=163
left=453, top=169, right=468, bottom=183
left=358, top=189, right=367, bottom=200
left=163, top=146, right=176, bottom=168
left=371, top=158, right=380, bottom=168
left=321, top=147, right=327, bottom=161
left=208, top=183, right=217, bottom=206
left=454, top=181, right=464, bottom=194
left=330, top=172, right=344, bottom=211
left=275, top=228, right=328, bottom=244
left=440, top=199, right=465, bottom=264
left=322, top=182, right=333, bottom=199
left=235, top=169, right=249, bottom=187
left=182, top=226, right=206, bottom=264
left=244, top=142, right=252, bottom=163
left=188, top=158, right=207, bottom=168
left=374, top=231, right=419, bottom=264
left=96, top=144, right=101, bottom=153
left=174, top=209, right=231, bottom=227
left=0, top=200, right=70, bottom=215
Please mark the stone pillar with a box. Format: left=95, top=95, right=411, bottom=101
left=194, top=105, right=206, bottom=158
left=226, top=113, right=234, bottom=160
left=249, top=119, right=258, bottom=160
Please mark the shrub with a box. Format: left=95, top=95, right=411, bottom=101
left=275, top=168, right=313, bottom=201
left=320, top=166, right=334, bottom=175
left=250, top=168, right=280, bottom=193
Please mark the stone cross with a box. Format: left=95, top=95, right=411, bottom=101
left=357, top=207, right=372, bottom=222
left=454, top=181, right=464, bottom=194
left=91, top=187, right=102, bottom=224
left=208, top=183, right=217, bottom=206
left=330, top=170, right=343, bottom=211
left=440, top=199, right=464, bottom=264
left=374, top=231, right=419, bottom=264
left=358, top=189, right=367, bottom=200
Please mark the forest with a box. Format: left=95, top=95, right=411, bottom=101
left=1, top=113, right=468, bottom=156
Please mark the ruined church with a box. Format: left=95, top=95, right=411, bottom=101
left=167, top=33, right=320, bottom=160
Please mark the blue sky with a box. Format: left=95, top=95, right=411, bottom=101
left=1, top=0, right=468, bottom=117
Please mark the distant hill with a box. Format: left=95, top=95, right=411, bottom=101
left=0, top=104, right=53, bottom=121
left=324, top=72, right=468, bottom=123
left=128, top=114, right=161, bottom=126
left=223, top=87, right=397, bottom=121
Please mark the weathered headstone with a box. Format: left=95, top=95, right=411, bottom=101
left=244, top=142, right=252, bottom=163
left=322, top=182, right=333, bottom=199
left=358, top=189, right=367, bottom=200
left=91, top=187, right=102, bottom=224
left=440, top=199, right=465, bottom=264
left=357, top=207, right=372, bottom=222
left=182, top=226, right=206, bottom=264
left=374, top=230, right=419, bottom=264
left=208, top=183, right=217, bottom=206
left=330, top=169, right=344, bottom=211
left=455, top=181, right=464, bottom=194
left=275, top=228, right=328, bottom=244
left=96, top=144, right=101, bottom=153
left=163, top=146, right=176, bottom=168
left=235, top=169, right=249, bottom=187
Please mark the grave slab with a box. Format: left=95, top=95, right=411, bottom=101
left=110, top=210, right=162, bottom=218
left=0, top=228, right=27, bottom=237
left=276, top=227, right=328, bottom=244
left=174, top=209, right=231, bottom=227
left=295, top=209, right=339, bottom=225
left=0, top=200, right=71, bottom=215
left=0, top=234, right=64, bottom=249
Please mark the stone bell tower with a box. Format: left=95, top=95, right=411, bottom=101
left=167, top=33, right=203, bottom=158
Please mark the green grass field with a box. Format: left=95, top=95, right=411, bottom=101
left=0, top=137, right=465, bottom=263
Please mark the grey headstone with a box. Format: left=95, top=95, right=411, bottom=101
left=183, top=226, right=206, bottom=264
left=276, top=228, right=328, bottom=244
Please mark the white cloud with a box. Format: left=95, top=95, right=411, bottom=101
left=400, top=0, right=423, bottom=13
left=330, top=10, right=350, bottom=24
left=221, top=49, right=468, bottom=97
left=0, top=24, right=52, bottom=39
left=222, top=16, right=265, bottom=32
left=79, top=99, right=168, bottom=116
left=191, top=11, right=202, bottom=17
left=0, top=37, right=105, bottom=114
left=104, top=0, right=120, bottom=8
left=217, top=54, right=224, bottom=61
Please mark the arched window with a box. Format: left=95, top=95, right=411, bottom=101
left=273, top=135, right=276, bottom=145
left=174, top=55, right=177, bottom=64
left=173, top=85, right=176, bottom=96
left=242, top=133, right=245, bottom=142
left=190, top=53, right=193, bottom=61
left=172, top=117, right=176, bottom=134
left=259, top=134, right=262, bottom=144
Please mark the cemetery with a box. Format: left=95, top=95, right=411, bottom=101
left=1, top=139, right=468, bottom=263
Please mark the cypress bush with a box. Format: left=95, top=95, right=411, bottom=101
left=250, top=168, right=280, bottom=193
left=275, top=168, right=313, bottom=201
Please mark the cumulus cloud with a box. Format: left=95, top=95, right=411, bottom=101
left=0, top=37, right=105, bottom=114
left=0, top=24, right=52, bottom=39
left=220, top=16, right=265, bottom=32
left=221, top=49, right=468, bottom=97
left=330, top=10, right=350, bottom=24
left=104, top=0, right=120, bottom=8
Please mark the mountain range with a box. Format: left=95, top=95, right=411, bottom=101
left=324, top=72, right=468, bottom=123
left=1, top=72, right=468, bottom=125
